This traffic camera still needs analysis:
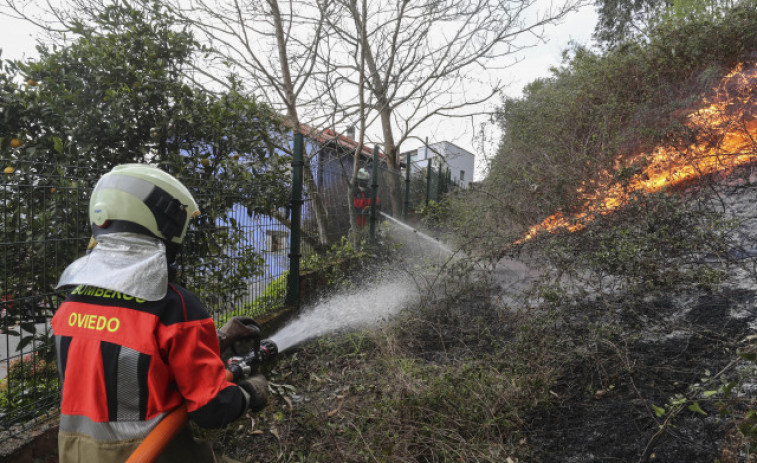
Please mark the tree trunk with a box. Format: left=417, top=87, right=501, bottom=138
left=302, top=162, right=330, bottom=247
left=268, top=0, right=331, bottom=247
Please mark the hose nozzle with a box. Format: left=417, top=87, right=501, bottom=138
left=259, top=339, right=278, bottom=361
left=226, top=338, right=279, bottom=382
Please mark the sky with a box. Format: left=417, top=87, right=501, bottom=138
left=420, top=3, right=600, bottom=178
left=0, top=2, right=599, bottom=180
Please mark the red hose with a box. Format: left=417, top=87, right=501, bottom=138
left=126, top=370, right=235, bottom=463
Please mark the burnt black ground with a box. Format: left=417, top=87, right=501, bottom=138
left=524, top=288, right=757, bottom=463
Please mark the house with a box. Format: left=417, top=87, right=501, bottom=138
left=227, top=125, right=384, bottom=302
left=297, top=124, right=388, bottom=242
left=403, top=141, right=475, bottom=189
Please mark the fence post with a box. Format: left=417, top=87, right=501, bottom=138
left=369, top=146, right=379, bottom=243
left=425, top=159, right=432, bottom=206
left=286, top=132, right=304, bottom=308
left=403, top=151, right=411, bottom=221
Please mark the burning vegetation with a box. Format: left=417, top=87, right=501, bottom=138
left=519, top=62, right=757, bottom=243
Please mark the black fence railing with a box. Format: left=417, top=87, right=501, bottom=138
left=0, top=159, right=294, bottom=440
left=0, top=136, right=467, bottom=442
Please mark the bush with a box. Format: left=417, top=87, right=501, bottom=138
left=538, top=191, right=732, bottom=294
left=486, top=1, right=757, bottom=237
left=0, top=353, right=58, bottom=412
left=415, top=199, right=449, bottom=229
left=301, top=236, right=370, bottom=287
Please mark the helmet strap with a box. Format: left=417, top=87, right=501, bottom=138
left=165, top=242, right=181, bottom=264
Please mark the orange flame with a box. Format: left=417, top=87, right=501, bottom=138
left=518, top=63, right=757, bottom=244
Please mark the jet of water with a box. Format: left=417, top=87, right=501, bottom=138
left=268, top=213, right=457, bottom=352
left=269, top=278, right=418, bottom=352
left=378, top=211, right=454, bottom=256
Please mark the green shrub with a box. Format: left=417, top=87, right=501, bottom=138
left=0, top=353, right=58, bottom=411
left=415, top=199, right=449, bottom=229
left=219, top=271, right=289, bottom=324
left=486, top=1, right=757, bottom=237
left=301, top=236, right=370, bottom=287
left=542, top=191, right=731, bottom=293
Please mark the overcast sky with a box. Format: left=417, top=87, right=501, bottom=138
left=0, top=3, right=599, bottom=179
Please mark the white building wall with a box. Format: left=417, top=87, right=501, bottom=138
left=409, top=141, right=475, bottom=188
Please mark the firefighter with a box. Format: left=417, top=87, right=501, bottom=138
left=353, top=168, right=379, bottom=228
left=52, top=164, right=267, bottom=462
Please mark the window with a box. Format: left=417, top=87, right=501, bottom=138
left=460, top=170, right=465, bottom=182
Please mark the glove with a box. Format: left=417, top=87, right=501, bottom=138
left=238, top=375, right=269, bottom=413
left=218, top=317, right=261, bottom=361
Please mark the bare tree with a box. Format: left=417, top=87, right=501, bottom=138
left=346, top=0, right=369, bottom=243
left=3, top=0, right=587, bottom=226
left=316, top=0, right=585, bottom=214
left=161, top=0, right=340, bottom=246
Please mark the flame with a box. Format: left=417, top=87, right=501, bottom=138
left=518, top=63, right=757, bottom=244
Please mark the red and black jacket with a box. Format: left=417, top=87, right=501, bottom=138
left=353, top=191, right=380, bottom=227
left=52, top=283, right=245, bottom=441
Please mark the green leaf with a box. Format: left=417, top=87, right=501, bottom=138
left=19, top=322, right=36, bottom=333
left=16, top=335, right=35, bottom=352
left=688, top=401, right=707, bottom=416
left=652, top=404, right=666, bottom=417
left=53, top=137, right=63, bottom=154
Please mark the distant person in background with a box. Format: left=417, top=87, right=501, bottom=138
left=353, top=168, right=379, bottom=228
left=52, top=164, right=267, bottom=463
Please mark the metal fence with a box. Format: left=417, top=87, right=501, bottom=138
left=0, top=160, right=89, bottom=440
left=297, top=146, right=468, bottom=250
left=0, top=158, right=294, bottom=439
left=0, top=137, right=466, bottom=442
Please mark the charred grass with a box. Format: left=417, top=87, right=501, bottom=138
left=207, top=274, right=757, bottom=462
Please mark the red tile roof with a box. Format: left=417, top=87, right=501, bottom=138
left=295, top=122, right=381, bottom=160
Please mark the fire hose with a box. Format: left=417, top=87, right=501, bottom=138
left=125, top=339, right=278, bottom=463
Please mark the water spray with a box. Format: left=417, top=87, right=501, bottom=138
left=378, top=210, right=454, bottom=255
left=268, top=277, right=419, bottom=353
left=266, top=213, right=462, bottom=353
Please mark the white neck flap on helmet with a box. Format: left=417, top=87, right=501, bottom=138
left=56, top=233, right=169, bottom=301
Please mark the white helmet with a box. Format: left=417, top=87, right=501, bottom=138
left=357, top=168, right=371, bottom=182
left=89, top=164, right=200, bottom=245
